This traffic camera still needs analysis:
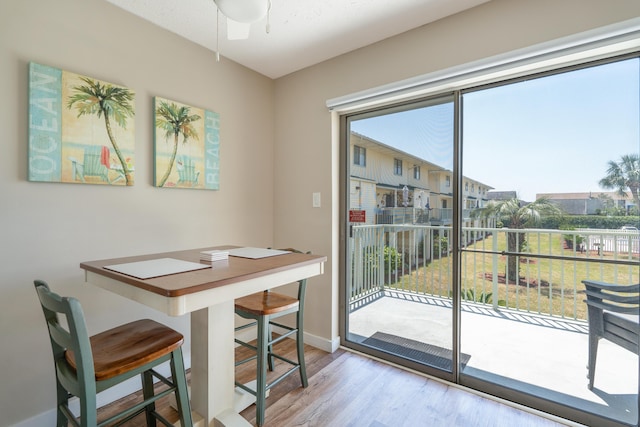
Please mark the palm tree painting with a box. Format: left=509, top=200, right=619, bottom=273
left=28, top=62, right=136, bottom=185
left=154, top=97, right=220, bottom=190
left=66, top=77, right=135, bottom=185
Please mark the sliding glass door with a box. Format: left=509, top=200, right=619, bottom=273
left=459, top=57, right=639, bottom=427
left=343, top=95, right=459, bottom=379
left=340, top=55, right=639, bottom=427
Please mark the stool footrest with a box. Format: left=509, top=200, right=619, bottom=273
left=235, top=354, right=258, bottom=367
left=270, top=353, right=298, bottom=368
left=268, top=325, right=297, bottom=345
left=235, top=338, right=258, bottom=352
left=99, top=379, right=176, bottom=426
left=235, top=322, right=258, bottom=332
left=265, top=365, right=300, bottom=391
left=235, top=381, right=258, bottom=397
left=235, top=364, right=301, bottom=396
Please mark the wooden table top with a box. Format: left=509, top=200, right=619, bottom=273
left=80, top=246, right=327, bottom=298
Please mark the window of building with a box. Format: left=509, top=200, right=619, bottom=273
left=394, top=159, right=402, bottom=175
left=446, top=175, right=450, bottom=187
left=354, top=145, right=366, bottom=166
left=413, top=166, right=420, bottom=180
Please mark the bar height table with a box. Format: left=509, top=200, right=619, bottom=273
left=80, top=246, right=326, bottom=427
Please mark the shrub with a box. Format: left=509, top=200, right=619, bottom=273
left=433, top=235, right=448, bottom=257
left=362, top=245, right=402, bottom=273
left=560, top=226, right=584, bottom=249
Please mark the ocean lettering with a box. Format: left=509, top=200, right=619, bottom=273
left=28, top=63, right=62, bottom=182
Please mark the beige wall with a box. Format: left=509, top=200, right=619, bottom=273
left=273, top=0, right=640, bottom=349
left=0, top=0, right=275, bottom=425
left=2, top=0, right=640, bottom=425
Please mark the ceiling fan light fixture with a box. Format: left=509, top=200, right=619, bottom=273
left=213, top=0, right=271, bottom=61
left=214, top=0, right=268, bottom=24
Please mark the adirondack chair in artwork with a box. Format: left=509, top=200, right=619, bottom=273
left=69, top=145, right=111, bottom=183
left=176, top=155, right=200, bottom=187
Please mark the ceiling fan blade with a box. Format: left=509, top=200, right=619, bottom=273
left=226, top=18, right=251, bottom=40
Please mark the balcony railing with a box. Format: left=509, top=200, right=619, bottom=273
left=375, top=207, right=479, bottom=225
left=349, top=225, right=639, bottom=320
left=376, top=207, right=430, bottom=224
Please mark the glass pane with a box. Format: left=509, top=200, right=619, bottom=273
left=345, top=96, right=456, bottom=375
left=461, top=58, right=639, bottom=425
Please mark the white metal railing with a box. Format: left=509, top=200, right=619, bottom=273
left=349, top=225, right=639, bottom=320
left=578, top=228, right=640, bottom=254
left=375, top=207, right=478, bottom=224
left=376, top=207, right=430, bottom=224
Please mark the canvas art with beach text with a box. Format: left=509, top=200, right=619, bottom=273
left=28, top=62, right=136, bottom=186
left=153, top=96, right=220, bottom=190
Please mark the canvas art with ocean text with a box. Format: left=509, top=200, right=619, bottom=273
left=28, top=62, right=136, bottom=186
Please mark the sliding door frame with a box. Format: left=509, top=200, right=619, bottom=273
left=339, top=94, right=462, bottom=383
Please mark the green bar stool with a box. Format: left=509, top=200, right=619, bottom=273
left=34, top=280, right=193, bottom=427
left=234, top=249, right=309, bottom=427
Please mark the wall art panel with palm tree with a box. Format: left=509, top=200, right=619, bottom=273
left=153, top=96, right=220, bottom=190
left=28, top=62, right=136, bottom=186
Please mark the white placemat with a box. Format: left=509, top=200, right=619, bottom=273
left=104, top=258, right=211, bottom=279
left=227, top=247, right=291, bottom=259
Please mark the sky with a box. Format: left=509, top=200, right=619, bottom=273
left=351, top=58, right=640, bottom=202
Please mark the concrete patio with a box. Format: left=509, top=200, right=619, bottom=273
left=348, top=291, right=638, bottom=426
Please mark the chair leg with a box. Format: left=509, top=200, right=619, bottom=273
left=78, top=394, right=97, bottom=427
left=142, top=370, right=157, bottom=427
left=255, top=316, right=269, bottom=427
left=55, top=381, right=69, bottom=427
left=587, top=333, right=599, bottom=390
left=267, top=321, right=275, bottom=372
left=296, top=315, right=308, bottom=388
left=171, top=347, right=193, bottom=427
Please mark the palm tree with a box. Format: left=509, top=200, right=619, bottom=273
left=598, top=153, right=640, bottom=211
left=155, top=101, right=201, bottom=187
left=67, top=77, right=135, bottom=185
left=471, top=197, right=562, bottom=283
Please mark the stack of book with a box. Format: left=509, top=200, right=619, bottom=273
left=199, top=249, right=229, bottom=262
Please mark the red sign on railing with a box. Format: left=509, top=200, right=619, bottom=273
left=349, top=210, right=366, bottom=223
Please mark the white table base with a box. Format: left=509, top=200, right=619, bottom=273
left=190, top=302, right=252, bottom=427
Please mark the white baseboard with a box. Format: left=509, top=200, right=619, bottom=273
left=9, top=410, right=55, bottom=427
left=236, top=324, right=340, bottom=353
left=304, top=331, right=341, bottom=352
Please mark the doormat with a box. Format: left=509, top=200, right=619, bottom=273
left=362, top=332, right=470, bottom=371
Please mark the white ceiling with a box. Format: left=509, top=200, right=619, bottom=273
left=105, top=0, right=490, bottom=79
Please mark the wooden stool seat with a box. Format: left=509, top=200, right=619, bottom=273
left=235, top=292, right=299, bottom=317
left=66, top=319, right=184, bottom=381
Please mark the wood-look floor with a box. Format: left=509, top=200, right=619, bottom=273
left=98, top=339, right=573, bottom=427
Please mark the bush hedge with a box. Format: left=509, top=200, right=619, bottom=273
left=539, top=215, right=640, bottom=230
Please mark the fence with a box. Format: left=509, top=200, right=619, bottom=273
left=349, top=225, right=639, bottom=320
